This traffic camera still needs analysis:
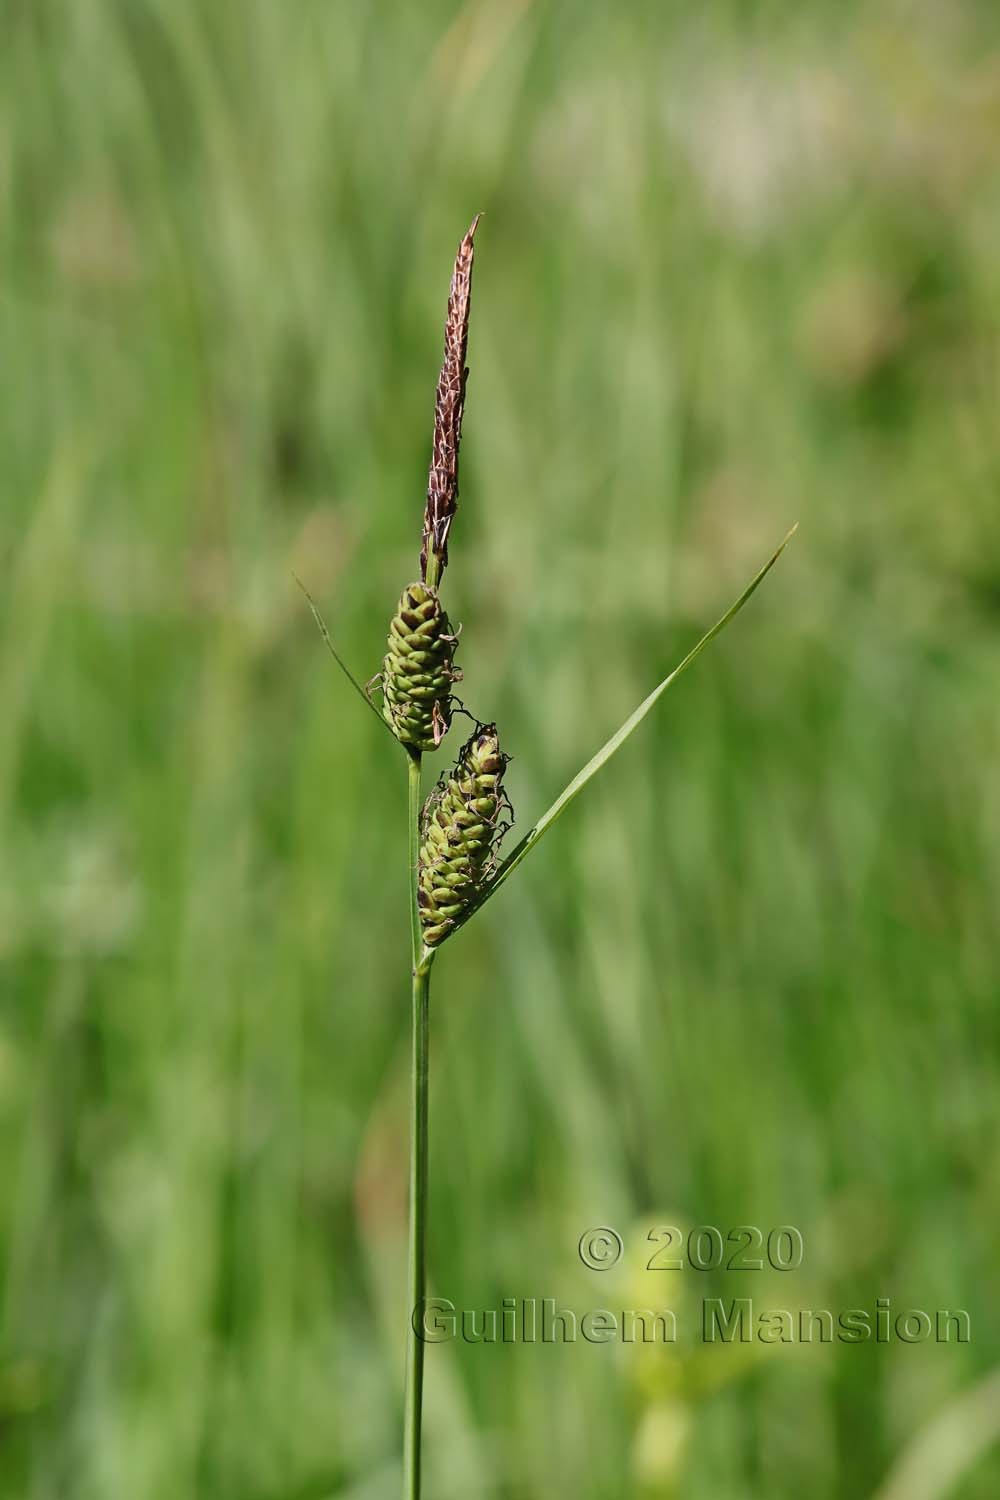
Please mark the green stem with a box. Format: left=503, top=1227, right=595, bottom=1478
left=404, top=752, right=433, bottom=1499
left=408, top=752, right=422, bottom=971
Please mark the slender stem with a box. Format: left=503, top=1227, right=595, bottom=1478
left=404, top=959, right=431, bottom=1498
left=407, top=752, right=422, bottom=971
left=404, top=752, right=433, bottom=1499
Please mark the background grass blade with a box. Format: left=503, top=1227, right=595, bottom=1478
left=440, top=526, right=796, bottom=942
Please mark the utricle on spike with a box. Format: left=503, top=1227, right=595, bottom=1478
left=380, top=581, right=461, bottom=752
left=418, top=724, right=510, bottom=945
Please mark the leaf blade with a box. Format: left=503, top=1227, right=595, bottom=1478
left=294, top=576, right=395, bottom=736
left=440, top=525, right=796, bottom=943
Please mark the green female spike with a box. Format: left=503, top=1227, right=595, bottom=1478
left=380, top=581, right=460, bottom=752
left=418, top=724, right=510, bottom=945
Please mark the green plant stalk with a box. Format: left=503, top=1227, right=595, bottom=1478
left=305, top=530, right=794, bottom=1497
left=405, top=751, right=433, bottom=1499
left=408, top=752, right=423, bottom=965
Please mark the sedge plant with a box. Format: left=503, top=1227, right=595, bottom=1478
left=301, top=218, right=795, bottom=1500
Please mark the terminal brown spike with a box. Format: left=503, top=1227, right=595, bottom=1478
left=420, top=215, right=480, bottom=588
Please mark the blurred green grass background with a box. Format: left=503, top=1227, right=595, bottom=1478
left=2, top=2, right=999, bottom=1496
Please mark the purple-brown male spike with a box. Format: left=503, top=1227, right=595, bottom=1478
left=420, top=215, right=480, bottom=588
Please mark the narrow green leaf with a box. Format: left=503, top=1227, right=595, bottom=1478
left=441, top=526, right=796, bottom=943
left=294, top=576, right=394, bottom=736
